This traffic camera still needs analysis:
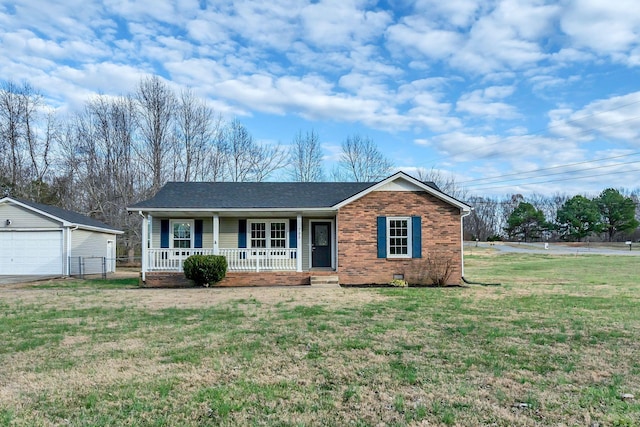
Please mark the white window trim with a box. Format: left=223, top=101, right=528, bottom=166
left=170, top=219, right=194, bottom=249
left=387, top=216, right=412, bottom=259
left=247, top=219, right=289, bottom=257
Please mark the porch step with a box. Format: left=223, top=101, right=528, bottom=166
left=310, top=275, right=340, bottom=287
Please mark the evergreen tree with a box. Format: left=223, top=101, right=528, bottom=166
left=556, top=195, right=602, bottom=241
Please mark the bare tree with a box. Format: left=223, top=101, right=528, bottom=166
left=412, top=167, right=467, bottom=200
left=61, top=94, right=142, bottom=258
left=226, top=118, right=257, bottom=182
left=224, top=118, right=287, bottom=182
left=174, top=88, right=221, bottom=182
left=464, top=196, right=500, bottom=240
left=339, top=134, right=393, bottom=182
left=288, top=129, right=324, bottom=182
left=201, top=125, right=228, bottom=182
left=0, top=80, right=27, bottom=190
left=135, top=75, right=176, bottom=192
left=0, top=80, right=57, bottom=201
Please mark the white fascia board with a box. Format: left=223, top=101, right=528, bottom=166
left=75, top=224, right=124, bottom=235
left=332, top=171, right=472, bottom=212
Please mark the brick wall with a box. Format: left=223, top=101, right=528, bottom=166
left=142, top=271, right=338, bottom=287
left=337, top=190, right=463, bottom=285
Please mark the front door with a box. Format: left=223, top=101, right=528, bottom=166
left=311, top=222, right=332, bottom=268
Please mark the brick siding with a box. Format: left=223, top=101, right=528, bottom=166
left=337, top=190, right=463, bottom=285
left=142, top=270, right=338, bottom=288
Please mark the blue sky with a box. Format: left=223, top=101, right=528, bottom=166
left=1, top=0, right=639, bottom=196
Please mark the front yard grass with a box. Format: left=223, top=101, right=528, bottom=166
left=1, top=253, right=639, bottom=426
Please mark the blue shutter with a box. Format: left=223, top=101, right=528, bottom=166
left=412, top=216, right=421, bottom=258
left=160, top=219, right=169, bottom=248
left=289, top=219, right=297, bottom=248
left=238, top=219, right=247, bottom=248
left=377, top=216, right=387, bottom=258
left=194, top=220, right=203, bottom=248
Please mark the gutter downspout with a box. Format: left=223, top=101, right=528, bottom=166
left=66, top=225, right=79, bottom=276
left=460, top=209, right=472, bottom=279
left=139, top=211, right=147, bottom=282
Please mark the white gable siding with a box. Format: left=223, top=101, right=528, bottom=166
left=0, top=203, right=61, bottom=228
left=375, top=179, right=424, bottom=192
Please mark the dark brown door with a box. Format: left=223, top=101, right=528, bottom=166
left=311, top=222, right=331, bottom=268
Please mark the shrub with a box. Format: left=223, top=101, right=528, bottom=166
left=183, top=254, right=227, bottom=286
left=425, top=250, right=454, bottom=286
left=404, top=249, right=455, bottom=286
left=389, top=279, right=408, bottom=287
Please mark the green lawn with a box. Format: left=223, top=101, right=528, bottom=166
left=1, top=253, right=639, bottom=426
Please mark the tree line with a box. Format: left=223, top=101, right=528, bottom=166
left=0, top=77, right=394, bottom=256
left=466, top=190, right=640, bottom=243
left=1, top=77, right=639, bottom=257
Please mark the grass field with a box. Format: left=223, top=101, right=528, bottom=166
left=1, top=253, right=639, bottom=426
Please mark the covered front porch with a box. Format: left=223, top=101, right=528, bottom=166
left=139, top=211, right=336, bottom=281
left=147, top=248, right=299, bottom=272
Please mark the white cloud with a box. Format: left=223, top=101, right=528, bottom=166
left=300, top=0, right=392, bottom=47
left=548, top=92, right=640, bottom=145
left=411, top=0, right=482, bottom=28
left=456, top=86, right=519, bottom=119
left=560, top=0, right=640, bottom=58
left=386, top=16, right=464, bottom=60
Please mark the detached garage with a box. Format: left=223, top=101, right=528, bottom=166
left=0, top=197, right=122, bottom=276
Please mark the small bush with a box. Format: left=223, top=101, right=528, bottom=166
left=425, top=251, right=454, bottom=286
left=404, top=249, right=455, bottom=286
left=389, top=279, right=408, bottom=287
left=183, top=255, right=227, bottom=286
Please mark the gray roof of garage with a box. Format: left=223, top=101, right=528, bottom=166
left=7, top=197, right=122, bottom=233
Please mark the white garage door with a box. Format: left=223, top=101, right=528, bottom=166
left=0, top=231, right=63, bottom=275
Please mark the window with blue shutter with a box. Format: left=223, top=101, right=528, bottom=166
left=289, top=219, right=297, bottom=248
left=377, top=216, right=387, bottom=258
left=289, top=219, right=297, bottom=259
left=411, top=216, right=421, bottom=258
left=238, top=219, right=247, bottom=248
left=160, top=219, right=169, bottom=248
left=194, top=219, right=203, bottom=248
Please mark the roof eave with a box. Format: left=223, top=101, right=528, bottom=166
left=126, top=206, right=338, bottom=212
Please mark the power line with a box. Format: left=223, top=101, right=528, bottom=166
left=464, top=158, right=640, bottom=189
left=459, top=150, right=640, bottom=185
left=465, top=166, right=640, bottom=191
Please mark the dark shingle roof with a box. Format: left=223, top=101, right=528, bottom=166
left=129, top=182, right=376, bottom=209
left=13, top=198, right=122, bottom=232
left=129, top=178, right=444, bottom=210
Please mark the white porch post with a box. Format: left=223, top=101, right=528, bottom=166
left=296, top=213, right=302, bottom=272
left=213, top=214, right=219, bottom=255
left=140, top=211, right=148, bottom=281
left=334, top=213, right=338, bottom=271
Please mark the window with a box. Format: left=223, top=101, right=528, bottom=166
left=270, top=222, right=286, bottom=248
left=387, top=217, right=411, bottom=258
left=171, top=220, right=193, bottom=249
left=248, top=220, right=288, bottom=256
left=250, top=222, right=266, bottom=248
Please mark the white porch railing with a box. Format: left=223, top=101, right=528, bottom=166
left=147, top=248, right=298, bottom=272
